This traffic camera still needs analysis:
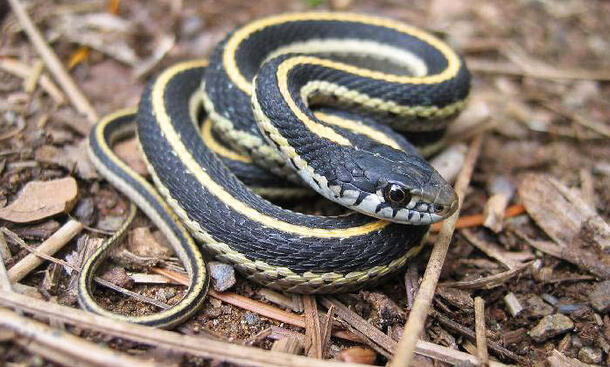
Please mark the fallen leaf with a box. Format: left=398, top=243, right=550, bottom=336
left=0, top=177, right=78, bottom=223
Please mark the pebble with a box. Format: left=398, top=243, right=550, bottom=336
left=74, top=197, right=95, bottom=225
left=578, top=346, right=602, bottom=364
left=208, top=261, right=236, bottom=292
left=97, top=215, right=125, bottom=232
left=524, top=295, right=554, bottom=318
left=242, top=312, right=260, bottom=326
left=557, top=303, right=587, bottom=315
left=528, top=314, right=574, bottom=342
left=589, top=280, right=610, bottom=313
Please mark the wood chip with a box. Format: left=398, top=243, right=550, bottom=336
left=0, top=177, right=78, bottom=223
left=336, top=347, right=377, bottom=364
left=518, top=173, right=610, bottom=278
left=271, top=336, right=303, bottom=355
left=303, top=295, right=323, bottom=359
left=503, top=292, right=524, bottom=317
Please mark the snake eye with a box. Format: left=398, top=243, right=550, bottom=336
left=383, top=184, right=411, bottom=205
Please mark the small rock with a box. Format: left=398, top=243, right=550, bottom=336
left=128, top=227, right=173, bottom=258
left=528, top=314, right=574, bottom=342
left=557, top=303, right=587, bottom=315
left=242, top=312, right=260, bottom=326
left=97, top=215, right=125, bottom=232
left=100, top=266, right=133, bottom=289
left=208, top=261, right=236, bottom=292
left=524, top=295, right=554, bottom=318
left=578, top=346, right=602, bottom=364
left=156, top=288, right=176, bottom=302
left=74, top=198, right=95, bottom=226
left=589, top=280, right=610, bottom=313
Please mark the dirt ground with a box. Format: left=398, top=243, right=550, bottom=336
left=0, top=0, right=609, bottom=366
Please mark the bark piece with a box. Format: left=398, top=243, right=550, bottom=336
left=518, top=173, right=610, bottom=278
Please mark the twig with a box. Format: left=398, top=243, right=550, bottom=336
left=0, top=233, right=12, bottom=292
left=258, top=288, right=303, bottom=312
left=153, top=267, right=306, bottom=327
left=320, top=296, right=487, bottom=366
left=3, top=219, right=83, bottom=282
left=94, top=277, right=170, bottom=310
left=474, top=297, right=489, bottom=367
left=538, top=97, right=610, bottom=139
left=430, top=310, right=522, bottom=363
left=0, top=308, right=161, bottom=367
left=390, top=133, right=484, bottom=367
left=0, top=232, right=11, bottom=265
left=7, top=0, right=99, bottom=124
left=320, top=296, right=393, bottom=358
left=467, top=58, right=610, bottom=82
left=152, top=267, right=362, bottom=342
left=431, top=204, right=525, bottom=232
left=23, top=59, right=44, bottom=94
left=304, top=295, right=323, bottom=358
left=0, top=58, right=65, bottom=104
left=1, top=227, right=80, bottom=275
left=439, top=262, right=530, bottom=289
left=0, top=290, right=369, bottom=367
left=460, top=229, right=520, bottom=270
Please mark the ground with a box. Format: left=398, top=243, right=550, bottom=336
left=0, top=0, right=609, bottom=366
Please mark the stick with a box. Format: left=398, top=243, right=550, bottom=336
left=320, top=296, right=487, bottom=366
left=0, top=308, right=161, bottom=367
left=389, top=133, right=484, bottom=367
left=0, top=290, right=368, bottom=367
left=474, top=297, right=489, bottom=366
left=7, top=0, right=99, bottom=124
left=0, top=58, right=65, bottom=104
left=467, top=58, right=610, bottom=82
left=0, top=233, right=12, bottom=292
left=6, top=219, right=83, bottom=282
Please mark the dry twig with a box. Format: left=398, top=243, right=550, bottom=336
left=0, top=58, right=65, bottom=104
left=390, top=133, right=484, bottom=367
left=3, top=219, right=83, bottom=282
left=474, top=297, right=489, bottom=366
left=0, top=290, right=369, bottom=367
left=320, top=296, right=491, bottom=366
left=439, top=262, right=530, bottom=290
left=467, top=58, right=610, bottom=82
left=7, top=0, right=99, bottom=124
left=0, top=308, right=162, bottom=367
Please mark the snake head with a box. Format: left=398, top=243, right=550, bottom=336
left=325, top=149, right=458, bottom=225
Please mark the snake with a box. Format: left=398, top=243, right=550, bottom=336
left=80, top=12, right=470, bottom=328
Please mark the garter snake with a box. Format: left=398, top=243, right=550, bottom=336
left=80, top=12, right=470, bottom=328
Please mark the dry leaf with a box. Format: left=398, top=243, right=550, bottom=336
left=0, top=177, right=78, bottom=223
